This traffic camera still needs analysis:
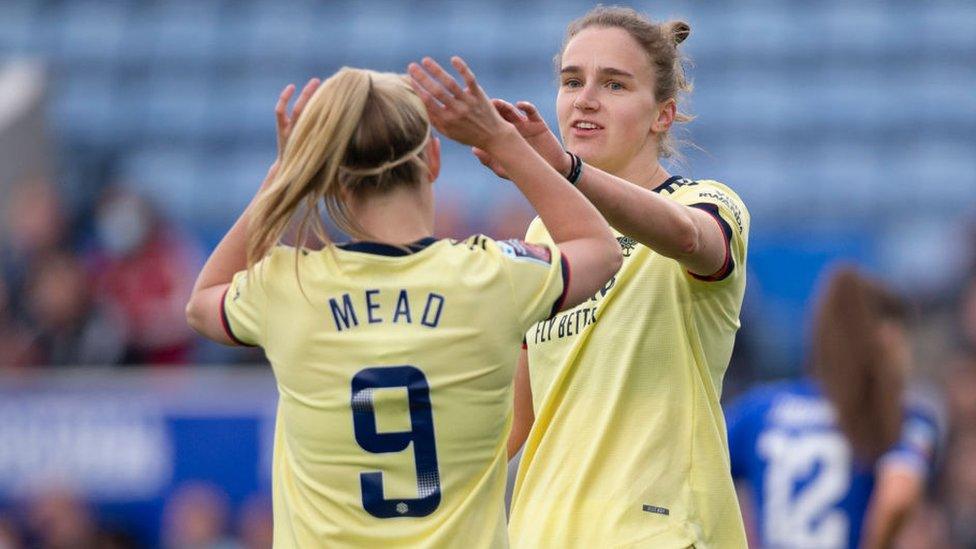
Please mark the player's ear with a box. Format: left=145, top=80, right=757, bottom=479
left=424, top=136, right=441, bottom=183
left=651, top=98, right=676, bottom=134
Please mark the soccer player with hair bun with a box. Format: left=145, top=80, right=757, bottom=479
left=186, top=58, right=621, bottom=547
left=475, top=6, right=751, bottom=546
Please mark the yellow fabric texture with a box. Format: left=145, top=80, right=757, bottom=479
left=510, top=180, right=750, bottom=548
left=224, top=236, right=563, bottom=548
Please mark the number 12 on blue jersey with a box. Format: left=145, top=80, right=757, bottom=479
left=351, top=366, right=441, bottom=518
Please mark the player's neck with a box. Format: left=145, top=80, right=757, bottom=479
left=607, top=150, right=671, bottom=190
left=626, top=160, right=671, bottom=191
left=351, top=183, right=435, bottom=245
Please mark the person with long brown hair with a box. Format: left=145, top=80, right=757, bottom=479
left=473, top=6, right=751, bottom=546
left=185, top=59, right=621, bottom=547
left=726, top=267, right=942, bottom=548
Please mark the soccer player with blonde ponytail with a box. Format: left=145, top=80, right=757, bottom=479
left=186, top=58, right=620, bottom=547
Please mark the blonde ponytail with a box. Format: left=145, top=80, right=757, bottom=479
left=246, top=68, right=431, bottom=271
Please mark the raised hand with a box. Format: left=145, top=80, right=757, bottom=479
left=275, top=78, right=321, bottom=159
left=407, top=56, right=510, bottom=150
left=473, top=99, right=570, bottom=180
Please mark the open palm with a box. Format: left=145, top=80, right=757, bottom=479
left=472, top=100, right=568, bottom=180
left=275, top=78, right=321, bottom=160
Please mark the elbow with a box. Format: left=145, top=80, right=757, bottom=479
left=607, top=244, right=623, bottom=275
left=674, top=216, right=702, bottom=260
left=882, top=486, right=922, bottom=518
left=603, top=236, right=623, bottom=277
left=873, top=468, right=925, bottom=521
left=185, top=295, right=206, bottom=334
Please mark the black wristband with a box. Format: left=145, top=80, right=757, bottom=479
left=566, top=151, right=583, bottom=185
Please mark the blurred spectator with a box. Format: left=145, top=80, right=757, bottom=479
left=0, top=179, right=69, bottom=318
left=0, top=513, right=23, bottom=549
left=162, top=482, right=239, bottom=549
left=945, top=356, right=976, bottom=434
left=93, top=528, right=141, bottom=549
left=21, top=251, right=125, bottom=366
left=236, top=494, right=272, bottom=549
left=23, top=488, right=99, bottom=549
left=89, top=187, right=200, bottom=364
left=944, top=431, right=976, bottom=546
left=960, top=276, right=976, bottom=352
left=0, top=272, right=37, bottom=368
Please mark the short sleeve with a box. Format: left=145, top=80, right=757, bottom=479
left=482, top=235, right=567, bottom=331
left=878, top=394, right=943, bottom=479
left=673, top=180, right=750, bottom=282
left=222, top=268, right=266, bottom=347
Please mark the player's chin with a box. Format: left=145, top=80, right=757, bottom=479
left=568, top=141, right=607, bottom=166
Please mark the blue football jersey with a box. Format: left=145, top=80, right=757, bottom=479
left=725, top=378, right=941, bottom=549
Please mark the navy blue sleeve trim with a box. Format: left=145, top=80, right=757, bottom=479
left=548, top=254, right=571, bottom=317
left=221, top=287, right=257, bottom=347
left=688, top=203, right=734, bottom=282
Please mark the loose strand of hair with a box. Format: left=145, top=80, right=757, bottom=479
left=246, top=68, right=372, bottom=288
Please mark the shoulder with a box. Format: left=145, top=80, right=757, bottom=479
left=243, top=245, right=298, bottom=286
left=268, top=244, right=299, bottom=263
left=732, top=380, right=791, bottom=406
left=903, top=382, right=947, bottom=440
left=654, top=175, right=701, bottom=196
left=688, top=179, right=743, bottom=200
left=733, top=378, right=819, bottom=416
left=683, top=179, right=749, bottom=226
left=877, top=381, right=946, bottom=473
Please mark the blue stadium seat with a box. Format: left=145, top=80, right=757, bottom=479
left=1, top=0, right=971, bottom=236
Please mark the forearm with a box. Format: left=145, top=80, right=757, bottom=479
left=192, top=216, right=249, bottom=293
left=485, top=130, right=612, bottom=246
left=186, top=164, right=278, bottom=343
left=576, top=167, right=699, bottom=257
left=861, top=467, right=923, bottom=549
left=863, top=505, right=912, bottom=549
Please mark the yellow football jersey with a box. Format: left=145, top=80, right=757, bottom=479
left=509, top=177, right=750, bottom=548
left=222, top=236, right=566, bottom=548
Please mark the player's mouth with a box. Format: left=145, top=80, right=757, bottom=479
left=570, top=120, right=604, bottom=137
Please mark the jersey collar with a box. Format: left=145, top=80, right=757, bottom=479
left=336, top=236, right=439, bottom=257
left=651, top=175, right=686, bottom=194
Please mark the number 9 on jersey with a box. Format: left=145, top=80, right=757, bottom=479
left=351, top=365, right=442, bottom=518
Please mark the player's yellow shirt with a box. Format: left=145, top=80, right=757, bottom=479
left=222, top=236, right=566, bottom=548
left=509, top=177, right=750, bottom=548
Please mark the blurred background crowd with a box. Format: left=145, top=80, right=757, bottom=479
left=0, top=0, right=974, bottom=547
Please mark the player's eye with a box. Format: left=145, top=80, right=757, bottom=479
left=562, top=78, right=582, bottom=89
left=606, top=81, right=625, bottom=91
